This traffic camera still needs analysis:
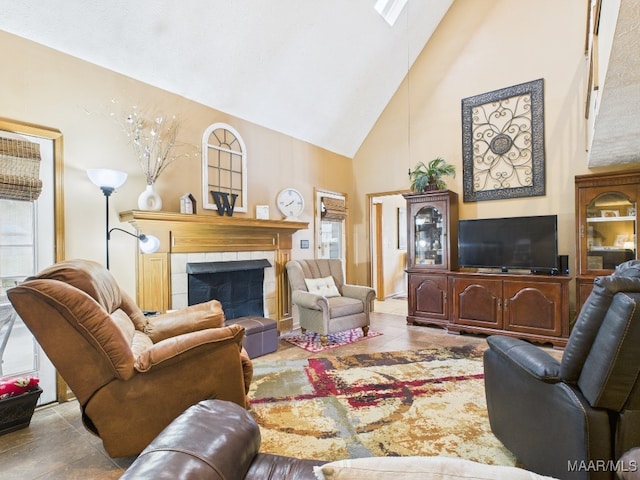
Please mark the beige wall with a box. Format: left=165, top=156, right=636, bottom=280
left=2, top=0, right=635, bottom=303
left=352, top=0, right=625, bottom=295
left=0, top=30, right=352, bottom=296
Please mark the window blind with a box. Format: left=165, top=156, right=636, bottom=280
left=321, top=196, right=347, bottom=220
left=0, top=137, right=43, bottom=201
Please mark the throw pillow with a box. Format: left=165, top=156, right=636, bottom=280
left=313, top=456, right=559, bottom=480
left=304, top=276, right=341, bottom=297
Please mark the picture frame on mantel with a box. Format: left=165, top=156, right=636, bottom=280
left=461, top=78, right=546, bottom=202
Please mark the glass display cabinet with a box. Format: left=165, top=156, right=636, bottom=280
left=404, top=190, right=458, bottom=271
left=403, top=191, right=458, bottom=327
left=575, top=170, right=640, bottom=313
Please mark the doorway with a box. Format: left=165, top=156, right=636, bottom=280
left=369, top=191, right=409, bottom=302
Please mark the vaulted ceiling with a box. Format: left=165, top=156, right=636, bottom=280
left=587, top=0, right=640, bottom=167
left=0, top=0, right=453, bottom=158
left=0, top=0, right=637, bottom=164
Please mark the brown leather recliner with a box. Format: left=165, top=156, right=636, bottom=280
left=7, top=259, right=253, bottom=458
left=120, top=399, right=324, bottom=480
left=484, top=260, right=640, bottom=480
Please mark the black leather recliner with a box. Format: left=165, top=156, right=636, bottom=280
left=484, top=260, right=640, bottom=480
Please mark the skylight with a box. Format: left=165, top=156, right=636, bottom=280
left=374, top=0, right=408, bottom=26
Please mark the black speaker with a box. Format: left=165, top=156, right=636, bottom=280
left=558, top=255, right=569, bottom=275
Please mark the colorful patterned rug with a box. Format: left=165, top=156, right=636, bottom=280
left=249, top=346, right=515, bottom=465
left=280, top=328, right=383, bottom=353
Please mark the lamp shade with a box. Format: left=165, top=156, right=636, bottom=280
left=139, top=234, right=160, bottom=254
left=87, top=169, right=128, bottom=190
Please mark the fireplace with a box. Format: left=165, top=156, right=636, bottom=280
left=170, top=251, right=277, bottom=318
left=120, top=209, right=308, bottom=332
left=186, top=259, right=271, bottom=320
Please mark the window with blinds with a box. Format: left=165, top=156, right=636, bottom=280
left=321, top=196, right=347, bottom=220
left=0, top=137, right=43, bottom=201
left=317, top=190, right=347, bottom=263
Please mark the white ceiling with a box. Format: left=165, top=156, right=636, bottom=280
left=0, top=0, right=453, bottom=158
left=588, top=0, right=640, bottom=167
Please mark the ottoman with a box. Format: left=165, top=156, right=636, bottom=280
left=225, top=316, right=278, bottom=358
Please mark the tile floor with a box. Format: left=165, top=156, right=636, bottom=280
left=0, top=300, right=546, bottom=479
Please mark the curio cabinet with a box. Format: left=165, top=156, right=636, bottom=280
left=575, top=170, right=640, bottom=313
left=404, top=191, right=458, bottom=271
left=403, top=190, right=458, bottom=326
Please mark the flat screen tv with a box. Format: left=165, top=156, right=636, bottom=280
left=458, top=215, right=558, bottom=273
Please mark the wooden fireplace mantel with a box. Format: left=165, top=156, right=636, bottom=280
left=119, top=210, right=308, bottom=328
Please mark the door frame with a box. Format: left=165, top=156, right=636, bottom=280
left=0, top=117, right=65, bottom=402
left=367, top=189, right=410, bottom=297
left=373, top=202, right=384, bottom=300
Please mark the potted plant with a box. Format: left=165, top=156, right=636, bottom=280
left=0, top=376, right=42, bottom=435
left=409, top=157, right=456, bottom=193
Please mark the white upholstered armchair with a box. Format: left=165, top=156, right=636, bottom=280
left=285, top=259, right=376, bottom=345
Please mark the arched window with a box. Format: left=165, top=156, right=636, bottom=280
left=202, top=123, right=247, bottom=213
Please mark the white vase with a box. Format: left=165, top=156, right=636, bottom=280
left=137, top=184, right=162, bottom=211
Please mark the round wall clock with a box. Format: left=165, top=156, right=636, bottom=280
left=276, top=188, right=305, bottom=220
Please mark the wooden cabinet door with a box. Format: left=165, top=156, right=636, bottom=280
left=451, top=277, right=502, bottom=329
left=409, top=273, right=448, bottom=321
left=138, top=252, right=169, bottom=312
left=503, top=280, right=562, bottom=336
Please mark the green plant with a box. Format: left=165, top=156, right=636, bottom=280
left=409, top=157, right=456, bottom=192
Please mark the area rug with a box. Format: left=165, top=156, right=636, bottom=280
left=249, top=346, right=515, bottom=465
left=281, top=328, right=383, bottom=353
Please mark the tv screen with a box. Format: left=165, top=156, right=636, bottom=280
left=458, top=215, right=558, bottom=273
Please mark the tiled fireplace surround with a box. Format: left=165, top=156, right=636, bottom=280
left=170, top=250, right=277, bottom=314
left=120, top=210, right=308, bottom=332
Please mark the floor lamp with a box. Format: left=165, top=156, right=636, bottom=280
left=87, top=169, right=160, bottom=269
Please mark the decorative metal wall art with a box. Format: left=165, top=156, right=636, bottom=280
left=461, top=78, right=546, bottom=202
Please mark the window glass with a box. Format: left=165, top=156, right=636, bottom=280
left=202, top=123, right=247, bottom=213
left=0, top=199, right=35, bottom=302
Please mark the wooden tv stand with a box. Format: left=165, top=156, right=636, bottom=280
left=407, top=270, right=571, bottom=348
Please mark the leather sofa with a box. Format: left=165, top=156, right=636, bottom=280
left=120, top=399, right=324, bottom=480
left=8, top=259, right=253, bottom=457
left=120, top=399, right=571, bottom=480
left=484, top=260, right=640, bottom=479
left=618, top=448, right=640, bottom=479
